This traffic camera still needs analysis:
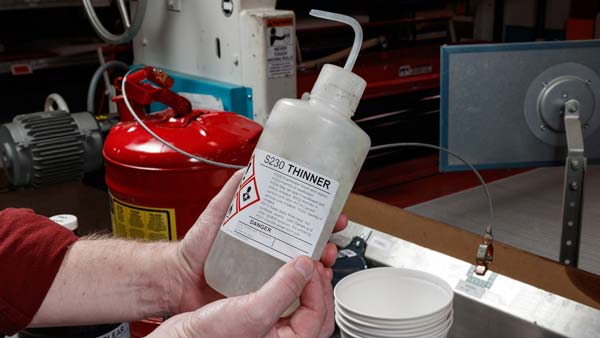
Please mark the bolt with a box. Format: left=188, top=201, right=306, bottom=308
left=540, top=124, right=546, bottom=131
left=565, top=259, right=571, bottom=265
left=565, top=99, right=579, bottom=113
left=247, top=94, right=252, bottom=100
left=570, top=181, right=578, bottom=191
left=570, top=201, right=576, bottom=207
left=566, top=240, right=572, bottom=246
left=568, top=221, right=574, bottom=227
left=563, top=93, right=569, bottom=98
left=571, top=160, right=579, bottom=170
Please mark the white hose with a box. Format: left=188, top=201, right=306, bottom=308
left=44, top=93, right=70, bottom=112
left=309, top=9, right=363, bottom=71
left=121, top=68, right=244, bottom=169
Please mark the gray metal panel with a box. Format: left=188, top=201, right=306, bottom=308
left=443, top=41, right=600, bottom=169
left=408, top=166, right=600, bottom=275
left=330, top=221, right=600, bottom=338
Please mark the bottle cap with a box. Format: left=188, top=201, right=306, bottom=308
left=308, top=10, right=366, bottom=116
left=310, top=64, right=366, bottom=116
left=50, top=214, right=78, bottom=232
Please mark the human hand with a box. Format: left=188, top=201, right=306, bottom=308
left=168, top=170, right=348, bottom=314
left=148, top=256, right=335, bottom=338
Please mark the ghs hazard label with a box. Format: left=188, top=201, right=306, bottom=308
left=221, top=149, right=339, bottom=262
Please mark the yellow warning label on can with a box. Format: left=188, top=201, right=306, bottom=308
left=110, top=195, right=177, bottom=241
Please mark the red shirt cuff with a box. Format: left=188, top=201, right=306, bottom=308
left=0, top=208, right=78, bottom=335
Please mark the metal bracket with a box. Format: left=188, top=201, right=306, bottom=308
left=559, top=100, right=587, bottom=267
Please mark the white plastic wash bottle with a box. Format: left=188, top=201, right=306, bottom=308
left=204, top=10, right=371, bottom=302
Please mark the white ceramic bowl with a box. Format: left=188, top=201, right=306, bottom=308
left=336, top=304, right=453, bottom=335
left=336, top=310, right=452, bottom=338
left=335, top=299, right=452, bottom=330
left=334, top=267, right=454, bottom=322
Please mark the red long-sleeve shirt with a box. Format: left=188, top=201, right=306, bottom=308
left=0, top=208, right=78, bottom=336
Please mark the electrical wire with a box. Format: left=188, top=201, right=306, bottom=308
left=369, top=142, right=494, bottom=226
left=121, top=68, right=245, bottom=169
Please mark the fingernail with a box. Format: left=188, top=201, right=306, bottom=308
left=295, top=257, right=313, bottom=280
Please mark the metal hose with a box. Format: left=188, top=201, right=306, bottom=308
left=87, top=60, right=129, bottom=115
left=369, top=142, right=494, bottom=226
left=82, top=0, right=147, bottom=44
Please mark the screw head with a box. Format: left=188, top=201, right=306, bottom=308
left=565, top=259, right=571, bottom=265
left=540, top=124, right=546, bottom=131
left=570, top=181, right=578, bottom=191
left=571, top=160, right=579, bottom=170
left=565, top=99, right=579, bottom=113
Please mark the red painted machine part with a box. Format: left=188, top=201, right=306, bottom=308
left=297, top=45, right=441, bottom=100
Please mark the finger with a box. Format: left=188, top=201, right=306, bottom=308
left=319, top=242, right=338, bottom=268
left=196, top=169, right=244, bottom=224
left=318, top=264, right=336, bottom=338
left=189, top=257, right=315, bottom=338
left=325, top=267, right=333, bottom=281
left=285, top=263, right=327, bottom=338
left=333, top=214, right=348, bottom=233
left=253, top=256, right=315, bottom=319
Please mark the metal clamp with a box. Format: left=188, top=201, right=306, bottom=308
left=559, top=100, right=587, bottom=267
left=475, top=225, right=494, bottom=275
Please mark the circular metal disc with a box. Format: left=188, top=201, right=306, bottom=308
left=524, top=62, right=600, bottom=146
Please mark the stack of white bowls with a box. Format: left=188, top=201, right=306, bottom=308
left=334, top=267, right=454, bottom=338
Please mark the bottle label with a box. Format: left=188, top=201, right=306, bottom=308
left=220, top=148, right=339, bottom=262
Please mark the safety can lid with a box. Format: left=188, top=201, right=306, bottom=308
left=103, top=110, right=262, bottom=169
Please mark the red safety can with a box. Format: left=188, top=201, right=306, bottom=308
left=103, top=109, right=261, bottom=240
left=103, top=67, right=262, bottom=337
left=103, top=108, right=260, bottom=337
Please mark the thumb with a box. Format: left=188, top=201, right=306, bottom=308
left=197, top=169, right=244, bottom=223
left=182, top=257, right=315, bottom=338
left=253, top=256, right=315, bottom=317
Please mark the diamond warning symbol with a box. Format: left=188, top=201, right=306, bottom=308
left=222, top=197, right=238, bottom=225
left=241, top=155, right=255, bottom=185
left=239, top=178, right=260, bottom=211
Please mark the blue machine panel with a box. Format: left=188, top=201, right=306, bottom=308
left=149, top=69, right=253, bottom=120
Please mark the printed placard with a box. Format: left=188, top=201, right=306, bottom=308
left=221, top=148, right=339, bottom=261
left=266, top=16, right=295, bottom=78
